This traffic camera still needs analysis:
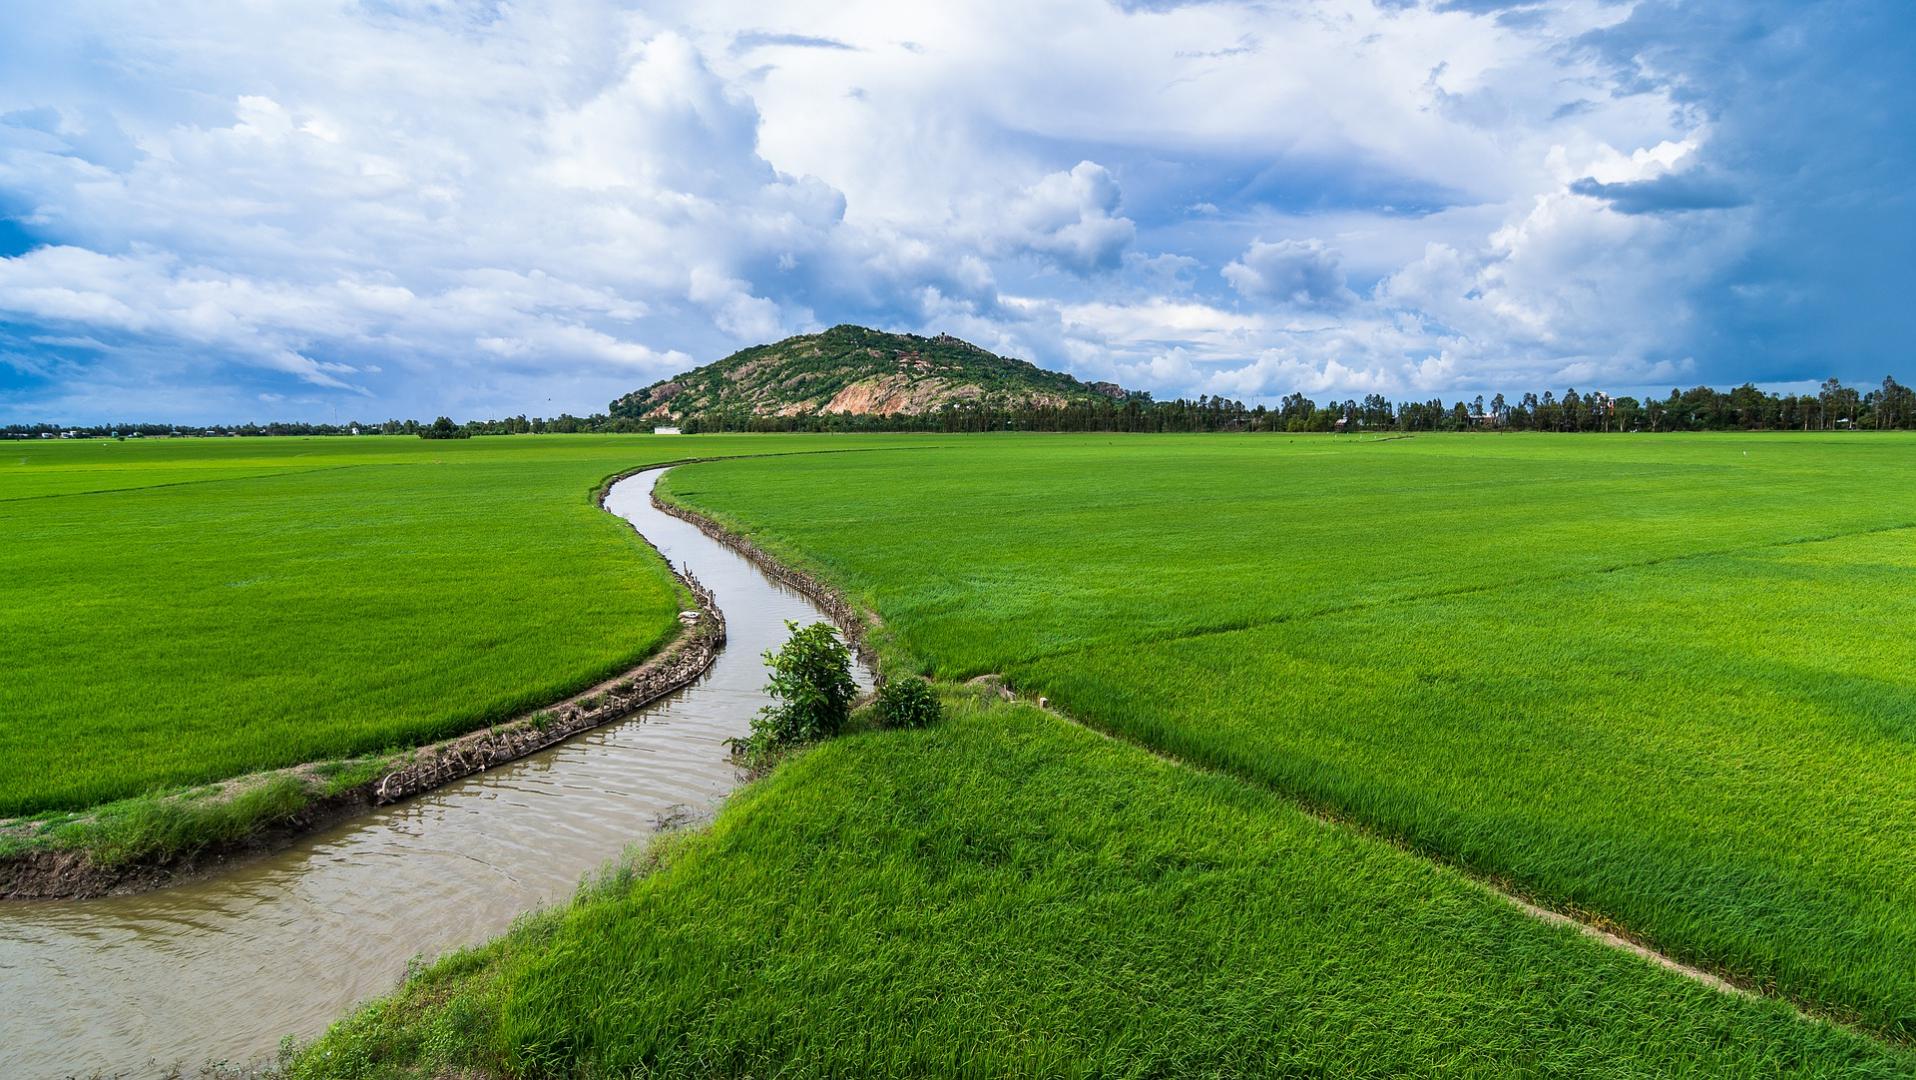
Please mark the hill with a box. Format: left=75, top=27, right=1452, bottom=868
left=610, top=325, right=1132, bottom=423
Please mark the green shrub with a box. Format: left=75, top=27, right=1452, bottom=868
left=874, top=676, right=942, bottom=729
left=740, top=621, right=855, bottom=761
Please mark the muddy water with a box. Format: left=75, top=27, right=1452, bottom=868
left=0, top=468, right=867, bottom=1079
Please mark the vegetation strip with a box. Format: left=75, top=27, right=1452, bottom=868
left=365, top=576, right=721, bottom=807
left=0, top=470, right=725, bottom=900
left=1014, top=515, right=1916, bottom=670
left=1024, top=679, right=1798, bottom=1013
left=0, top=462, right=380, bottom=503
left=649, top=483, right=882, bottom=675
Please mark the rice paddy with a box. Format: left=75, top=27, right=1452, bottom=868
left=290, top=698, right=1914, bottom=1077
left=10, top=431, right=1915, bottom=1073
left=0, top=434, right=897, bottom=815
left=657, top=433, right=1916, bottom=1037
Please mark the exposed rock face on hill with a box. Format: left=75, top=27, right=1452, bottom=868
left=610, top=325, right=1131, bottom=423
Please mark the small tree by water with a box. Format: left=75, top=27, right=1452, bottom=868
left=740, top=621, right=856, bottom=762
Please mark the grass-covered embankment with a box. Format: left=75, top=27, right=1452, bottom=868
left=291, top=696, right=1911, bottom=1077
left=0, top=759, right=388, bottom=875
left=658, top=433, right=1916, bottom=1037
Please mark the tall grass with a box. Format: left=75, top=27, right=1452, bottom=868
left=289, top=703, right=1912, bottom=1077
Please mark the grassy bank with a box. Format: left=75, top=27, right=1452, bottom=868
left=0, top=434, right=909, bottom=818
left=659, top=433, right=1916, bottom=1036
left=0, top=756, right=387, bottom=871
left=291, top=698, right=1910, bottom=1077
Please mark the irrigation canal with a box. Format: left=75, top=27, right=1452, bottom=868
left=0, top=467, right=870, bottom=1078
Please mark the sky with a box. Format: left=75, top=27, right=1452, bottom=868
left=1, top=0, right=1910, bottom=424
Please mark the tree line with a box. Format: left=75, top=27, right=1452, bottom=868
left=10, top=375, right=1911, bottom=440
left=2, top=413, right=651, bottom=440
left=661, top=375, right=1916, bottom=434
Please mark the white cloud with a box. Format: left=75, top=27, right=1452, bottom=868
left=1000, top=161, right=1136, bottom=274
left=0, top=0, right=1786, bottom=421
left=1222, top=238, right=1357, bottom=311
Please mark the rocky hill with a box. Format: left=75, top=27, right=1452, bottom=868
left=610, top=325, right=1131, bottom=424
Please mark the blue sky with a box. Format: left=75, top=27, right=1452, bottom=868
left=0, top=0, right=1909, bottom=423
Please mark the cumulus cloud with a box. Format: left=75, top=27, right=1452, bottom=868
left=1222, top=239, right=1358, bottom=311
left=1000, top=161, right=1136, bottom=274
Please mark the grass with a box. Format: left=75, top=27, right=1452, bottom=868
left=0, top=753, right=398, bottom=869
left=288, top=697, right=1913, bottom=1078
left=658, top=433, right=1916, bottom=1037
left=16, top=430, right=1916, bottom=1072
left=0, top=434, right=907, bottom=817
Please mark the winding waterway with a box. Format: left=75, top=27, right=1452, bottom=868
left=0, top=467, right=868, bottom=1079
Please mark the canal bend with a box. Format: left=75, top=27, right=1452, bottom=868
left=0, top=467, right=869, bottom=1078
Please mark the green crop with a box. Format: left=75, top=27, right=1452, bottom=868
left=0, top=433, right=903, bottom=815
left=661, top=432, right=1916, bottom=1037
left=15, top=430, right=1916, bottom=1073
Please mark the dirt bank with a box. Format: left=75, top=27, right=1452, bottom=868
left=648, top=486, right=881, bottom=674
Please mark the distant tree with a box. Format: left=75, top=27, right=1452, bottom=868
left=1881, top=376, right=1911, bottom=430
left=1819, top=378, right=1845, bottom=431
left=419, top=416, right=468, bottom=440
left=1610, top=396, right=1634, bottom=430
left=1562, top=389, right=1583, bottom=432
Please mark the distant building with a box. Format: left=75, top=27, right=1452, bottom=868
left=653, top=426, right=682, bottom=435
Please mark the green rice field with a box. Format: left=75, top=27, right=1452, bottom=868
left=0, top=434, right=898, bottom=815
left=655, top=433, right=1916, bottom=1039
left=9, top=431, right=1915, bottom=1073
